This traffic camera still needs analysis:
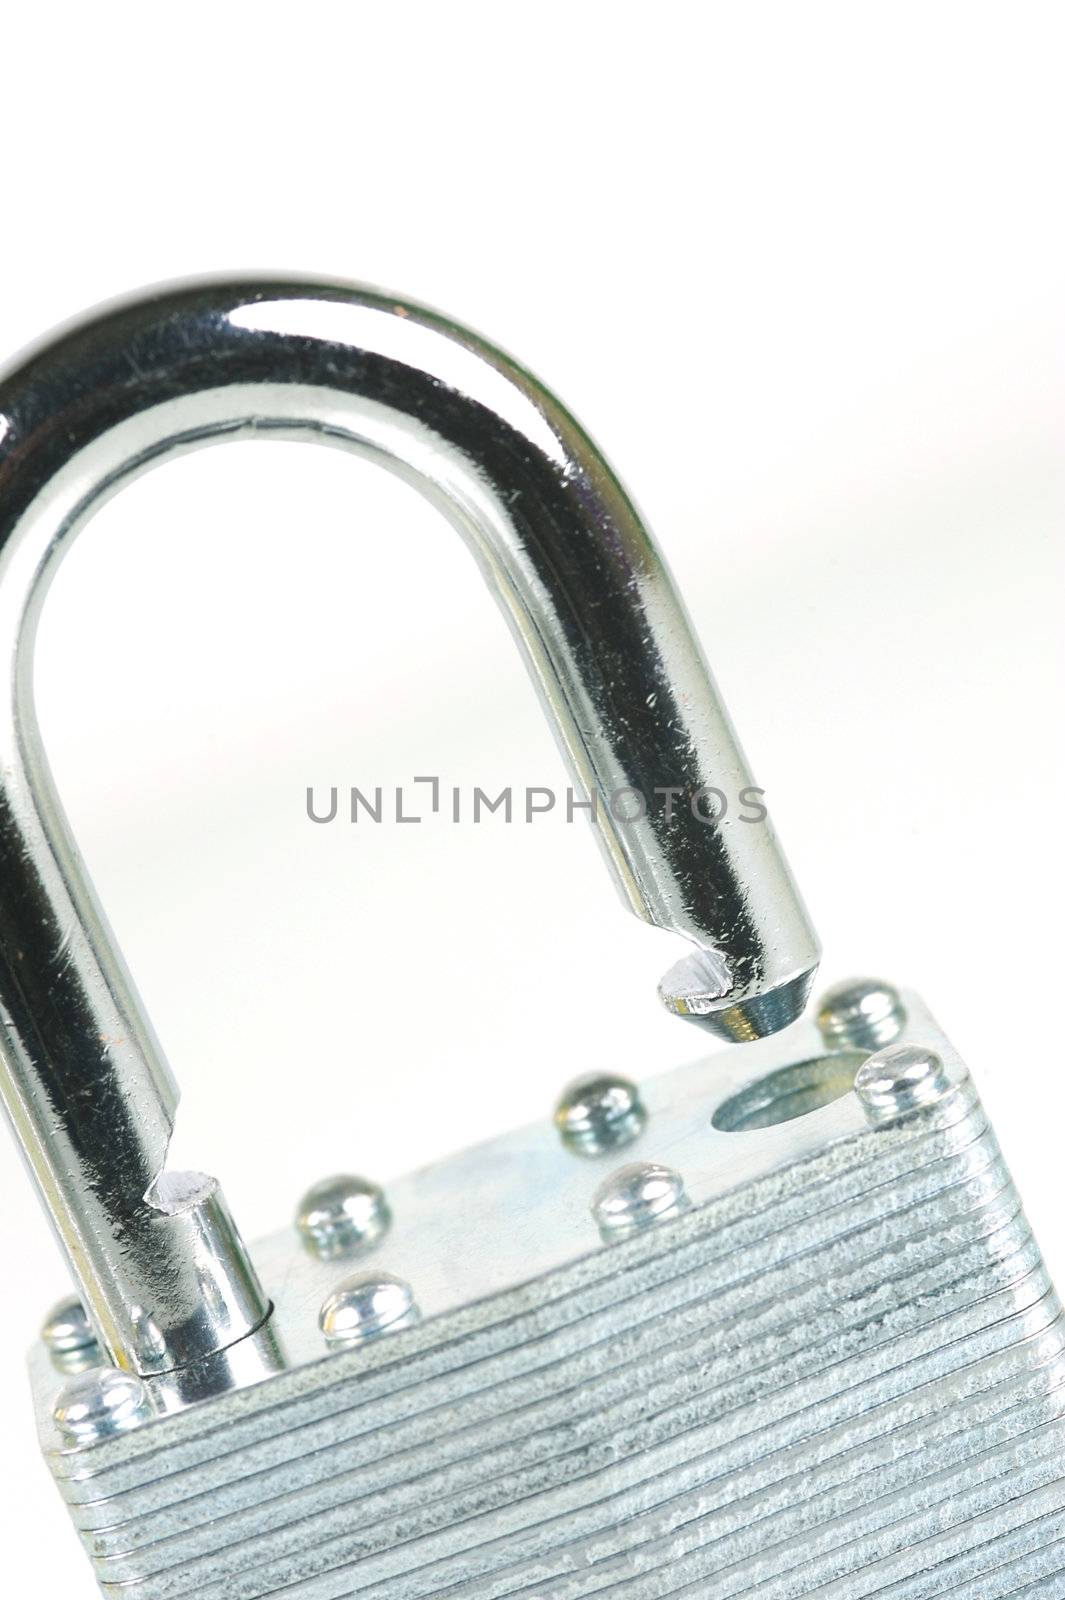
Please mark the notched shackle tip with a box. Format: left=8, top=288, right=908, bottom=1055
left=658, top=952, right=818, bottom=1043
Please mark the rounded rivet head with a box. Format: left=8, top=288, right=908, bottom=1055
left=592, top=1162, right=688, bottom=1239
left=855, top=1043, right=953, bottom=1124
left=53, top=1368, right=150, bottom=1444
left=41, top=1295, right=98, bottom=1364
left=554, top=1072, right=647, bottom=1156
left=296, top=1175, right=391, bottom=1260
left=319, top=1272, right=418, bottom=1346
left=817, top=977, right=906, bottom=1050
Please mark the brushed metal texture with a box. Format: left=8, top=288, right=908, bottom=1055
left=31, top=995, right=1065, bottom=1598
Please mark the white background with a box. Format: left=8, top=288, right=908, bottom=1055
left=0, top=3, right=1061, bottom=1588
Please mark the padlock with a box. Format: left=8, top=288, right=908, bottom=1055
left=0, top=280, right=1061, bottom=1598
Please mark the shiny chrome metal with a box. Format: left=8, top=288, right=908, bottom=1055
left=40, top=1295, right=95, bottom=1361
left=0, top=278, right=819, bottom=1377
left=592, top=1160, right=689, bottom=1236
left=816, top=975, right=907, bottom=1050
left=295, top=1174, right=391, bottom=1260
left=52, top=1366, right=150, bottom=1444
left=40, top=1293, right=103, bottom=1377
left=319, top=1272, right=418, bottom=1345
left=855, top=1040, right=954, bottom=1122
left=554, top=1071, right=647, bottom=1156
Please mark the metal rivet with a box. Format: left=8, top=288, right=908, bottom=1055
left=319, top=1272, right=419, bottom=1345
left=554, top=1072, right=647, bottom=1156
left=41, top=1295, right=99, bottom=1370
left=816, top=977, right=906, bottom=1050
left=592, top=1162, right=688, bottom=1239
left=296, top=1175, right=391, bottom=1260
left=53, top=1368, right=150, bottom=1444
left=855, top=1043, right=953, bottom=1124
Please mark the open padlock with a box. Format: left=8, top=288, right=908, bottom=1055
left=0, top=281, right=1062, bottom=1598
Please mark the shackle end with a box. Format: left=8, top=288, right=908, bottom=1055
left=658, top=956, right=818, bottom=1044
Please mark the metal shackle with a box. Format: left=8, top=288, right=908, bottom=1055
left=0, top=279, right=819, bottom=1377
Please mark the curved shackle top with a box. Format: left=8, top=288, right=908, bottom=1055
left=0, top=279, right=819, bottom=1375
